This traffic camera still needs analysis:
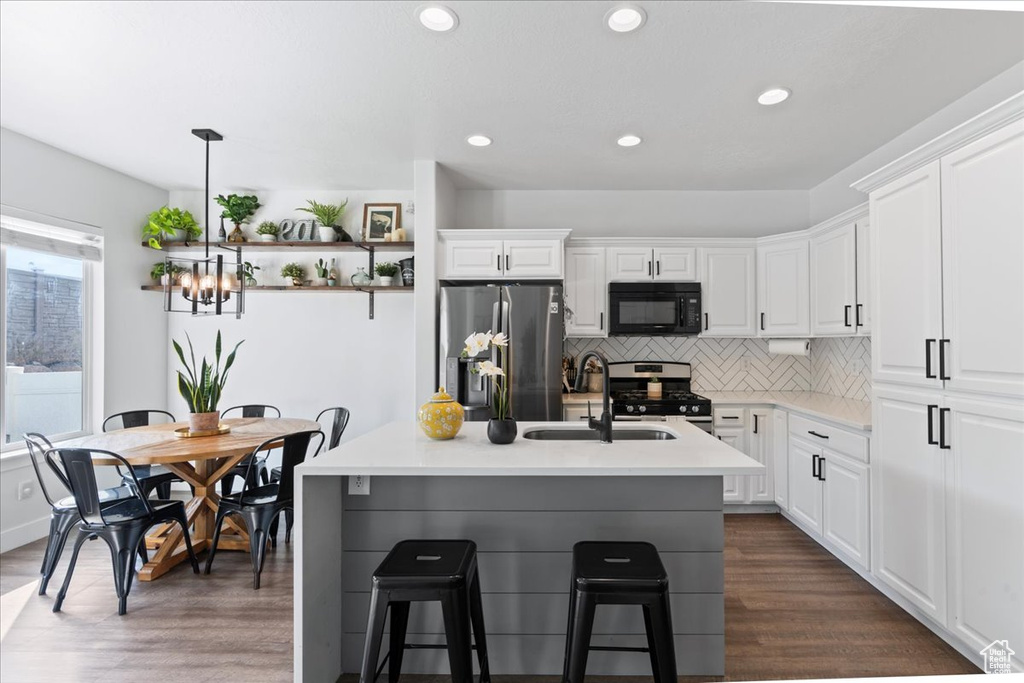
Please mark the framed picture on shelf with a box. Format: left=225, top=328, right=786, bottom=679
left=362, top=203, right=402, bottom=242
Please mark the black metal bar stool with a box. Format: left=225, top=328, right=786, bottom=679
left=562, top=541, right=677, bottom=683
left=359, top=539, right=490, bottom=683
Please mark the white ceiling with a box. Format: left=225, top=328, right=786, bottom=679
left=1, top=1, right=1022, bottom=192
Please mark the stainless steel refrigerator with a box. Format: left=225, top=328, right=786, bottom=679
left=439, top=284, right=563, bottom=422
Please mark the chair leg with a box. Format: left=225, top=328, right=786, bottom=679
left=204, top=508, right=228, bottom=575
left=259, top=464, right=269, bottom=486
left=269, top=515, right=280, bottom=548
left=108, top=529, right=146, bottom=616
left=468, top=571, right=491, bottom=683
left=645, top=593, right=678, bottom=683
left=564, top=590, right=596, bottom=683
left=156, top=481, right=172, bottom=499
left=359, top=588, right=390, bottom=683
left=53, top=531, right=91, bottom=613
left=284, top=509, right=294, bottom=544
left=245, top=512, right=270, bottom=590
left=440, top=588, right=474, bottom=683
left=220, top=476, right=234, bottom=497
left=642, top=603, right=663, bottom=683
left=171, top=509, right=201, bottom=574
left=40, top=511, right=78, bottom=595
left=388, top=601, right=411, bottom=683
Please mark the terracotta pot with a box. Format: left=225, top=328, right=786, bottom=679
left=189, top=412, right=219, bottom=433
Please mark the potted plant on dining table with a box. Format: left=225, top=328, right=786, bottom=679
left=462, top=330, right=515, bottom=444
left=173, top=330, right=244, bottom=434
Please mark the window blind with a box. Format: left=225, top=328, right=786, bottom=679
left=1, top=216, right=103, bottom=261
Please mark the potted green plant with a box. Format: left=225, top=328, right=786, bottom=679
left=215, top=194, right=261, bottom=236
left=312, top=258, right=329, bottom=286
left=255, top=221, right=279, bottom=242
left=150, top=261, right=187, bottom=285
left=281, top=262, right=305, bottom=286
left=296, top=199, right=350, bottom=242
left=647, top=375, right=662, bottom=399
left=242, top=261, right=260, bottom=287
left=374, top=261, right=399, bottom=287
left=462, top=331, right=515, bottom=444
left=173, top=330, right=244, bottom=433
left=142, top=206, right=202, bottom=248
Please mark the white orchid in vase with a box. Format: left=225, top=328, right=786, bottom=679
left=461, top=330, right=511, bottom=420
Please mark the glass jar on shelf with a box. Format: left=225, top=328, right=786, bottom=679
left=350, top=266, right=372, bottom=286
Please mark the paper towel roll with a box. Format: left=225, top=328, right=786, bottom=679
left=768, top=338, right=810, bottom=356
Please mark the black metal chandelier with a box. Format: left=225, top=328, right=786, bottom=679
left=162, top=129, right=244, bottom=318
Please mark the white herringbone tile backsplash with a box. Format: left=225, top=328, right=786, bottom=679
left=810, top=337, right=872, bottom=401
left=564, top=335, right=872, bottom=400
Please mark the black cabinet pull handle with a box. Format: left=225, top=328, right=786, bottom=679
left=925, top=339, right=936, bottom=378
left=939, top=339, right=950, bottom=380
left=599, top=312, right=604, bottom=330
left=939, top=407, right=951, bottom=449
left=844, top=305, right=852, bottom=327
left=753, top=414, right=759, bottom=434
left=808, top=430, right=829, bottom=440
left=812, top=453, right=819, bottom=479
left=497, top=254, right=501, bottom=271
left=856, top=303, right=863, bottom=327
left=927, top=404, right=939, bottom=445
left=760, top=312, right=765, bottom=331
left=648, top=261, right=652, bottom=277
left=656, top=261, right=661, bottom=276
left=721, top=415, right=739, bottom=420
left=505, top=254, right=510, bottom=272
left=704, top=313, right=709, bottom=331
left=818, top=457, right=826, bottom=481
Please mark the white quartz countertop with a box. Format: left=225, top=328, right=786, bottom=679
left=299, top=420, right=764, bottom=477
left=701, top=391, right=872, bottom=431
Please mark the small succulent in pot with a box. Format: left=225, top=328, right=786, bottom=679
left=647, top=375, right=662, bottom=399
left=255, top=221, right=279, bottom=242
left=374, top=261, right=399, bottom=287
left=312, top=258, right=329, bottom=286
left=281, top=262, right=305, bottom=286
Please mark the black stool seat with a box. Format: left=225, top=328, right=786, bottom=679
left=563, top=541, right=677, bottom=683
left=359, top=539, right=490, bottom=683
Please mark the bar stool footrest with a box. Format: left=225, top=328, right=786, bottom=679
left=587, top=645, right=651, bottom=653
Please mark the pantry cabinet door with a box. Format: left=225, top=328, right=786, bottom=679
left=565, top=248, right=608, bottom=337
left=810, top=223, right=857, bottom=336
left=940, top=120, right=1024, bottom=398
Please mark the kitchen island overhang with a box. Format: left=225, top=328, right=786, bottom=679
left=294, top=420, right=764, bottom=682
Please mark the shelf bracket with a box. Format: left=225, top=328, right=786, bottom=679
left=354, top=286, right=375, bottom=320
left=356, top=243, right=375, bottom=273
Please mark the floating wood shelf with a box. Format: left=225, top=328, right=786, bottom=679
left=143, top=241, right=414, bottom=251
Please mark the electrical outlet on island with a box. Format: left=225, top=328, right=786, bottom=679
left=349, top=475, right=371, bottom=496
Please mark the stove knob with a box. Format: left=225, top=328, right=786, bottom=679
left=691, top=405, right=700, bottom=414
left=626, top=405, right=634, bottom=413
left=679, top=405, right=686, bottom=413
left=639, top=405, right=647, bottom=414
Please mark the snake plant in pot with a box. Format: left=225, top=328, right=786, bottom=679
left=173, top=330, right=244, bottom=433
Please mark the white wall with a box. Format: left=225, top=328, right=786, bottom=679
left=455, top=189, right=809, bottom=237
left=0, top=127, right=169, bottom=551
left=165, top=189, right=415, bottom=446
left=809, top=60, right=1024, bottom=224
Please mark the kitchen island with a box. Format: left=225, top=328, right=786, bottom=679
left=294, top=420, right=763, bottom=682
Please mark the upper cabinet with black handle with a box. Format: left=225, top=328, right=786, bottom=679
left=810, top=217, right=869, bottom=337
left=440, top=230, right=569, bottom=281
left=757, top=237, right=810, bottom=337
left=861, top=119, right=1024, bottom=398
left=564, top=247, right=608, bottom=338
left=701, top=247, right=757, bottom=337
left=606, top=246, right=697, bottom=283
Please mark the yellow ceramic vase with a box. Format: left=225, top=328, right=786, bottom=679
left=418, top=387, right=465, bottom=440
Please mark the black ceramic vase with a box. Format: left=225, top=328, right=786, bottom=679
left=487, top=418, right=517, bottom=444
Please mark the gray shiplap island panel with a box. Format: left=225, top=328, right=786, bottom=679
left=338, top=475, right=725, bottom=676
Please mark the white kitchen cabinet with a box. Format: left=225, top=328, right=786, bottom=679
left=716, top=426, right=748, bottom=503
left=854, top=221, right=871, bottom=335
left=443, top=239, right=503, bottom=279
left=945, top=396, right=1024, bottom=668
left=701, top=247, right=756, bottom=337
left=747, top=409, right=774, bottom=503
left=564, top=248, right=607, bottom=337
left=872, top=385, right=948, bottom=626
left=503, top=239, right=563, bottom=278
left=787, top=436, right=823, bottom=535
left=810, top=222, right=857, bottom=336
left=821, top=451, right=870, bottom=570
left=757, top=238, right=810, bottom=337
left=607, top=246, right=697, bottom=282
left=870, top=162, right=945, bottom=388
left=939, top=120, right=1024, bottom=398
left=653, top=247, right=697, bottom=281
left=772, top=409, right=789, bottom=511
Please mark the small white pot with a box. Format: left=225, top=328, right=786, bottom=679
left=312, top=277, right=328, bottom=287
left=318, top=226, right=337, bottom=242
left=259, top=234, right=277, bottom=242
left=160, top=274, right=171, bottom=286
left=379, top=276, right=394, bottom=287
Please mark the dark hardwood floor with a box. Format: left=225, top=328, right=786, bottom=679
left=0, top=514, right=977, bottom=682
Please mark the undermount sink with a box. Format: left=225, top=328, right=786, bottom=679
left=523, top=428, right=676, bottom=441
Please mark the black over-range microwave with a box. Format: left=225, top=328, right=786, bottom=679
left=608, top=282, right=702, bottom=336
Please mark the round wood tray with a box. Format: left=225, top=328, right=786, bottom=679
left=173, top=424, right=231, bottom=439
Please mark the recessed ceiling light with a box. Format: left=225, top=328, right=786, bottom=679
left=605, top=4, right=647, bottom=33
left=466, top=135, right=492, bottom=147
left=417, top=4, right=458, bottom=32
left=617, top=134, right=642, bottom=147
left=757, top=87, right=791, bottom=106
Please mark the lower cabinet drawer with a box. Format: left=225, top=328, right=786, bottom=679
left=789, top=413, right=868, bottom=463
left=713, top=407, right=746, bottom=428
left=563, top=404, right=592, bottom=422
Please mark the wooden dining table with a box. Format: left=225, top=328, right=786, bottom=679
left=70, top=416, right=320, bottom=581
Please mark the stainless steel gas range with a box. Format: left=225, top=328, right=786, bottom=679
left=607, top=361, right=713, bottom=434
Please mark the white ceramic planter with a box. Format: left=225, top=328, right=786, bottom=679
left=379, top=276, right=394, bottom=287
left=318, top=226, right=337, bottom=242
left=312, top=277, right=328, bottom=287
left=259, top=234, right=277, bottom=242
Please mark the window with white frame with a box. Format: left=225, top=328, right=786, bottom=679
left=1, top=215, right=101, bottom=450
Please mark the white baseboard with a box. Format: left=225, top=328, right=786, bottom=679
left=0, top=516, right=50, bottom=554
left=725, top=503, right=780, bottom=514
left=779, top=509, right=986, bottom=672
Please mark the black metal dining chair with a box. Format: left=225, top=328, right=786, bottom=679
left=102, top=410, right=182, bottom=499
left=23, top=434, right=135, bottom=595
left=47, top=447, right=200, bottom=615
left=204, top=429, right=324, bottom=589
left=219, top=404, right=281, bottom=496
left=270, top=407, right=350, bottom=543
